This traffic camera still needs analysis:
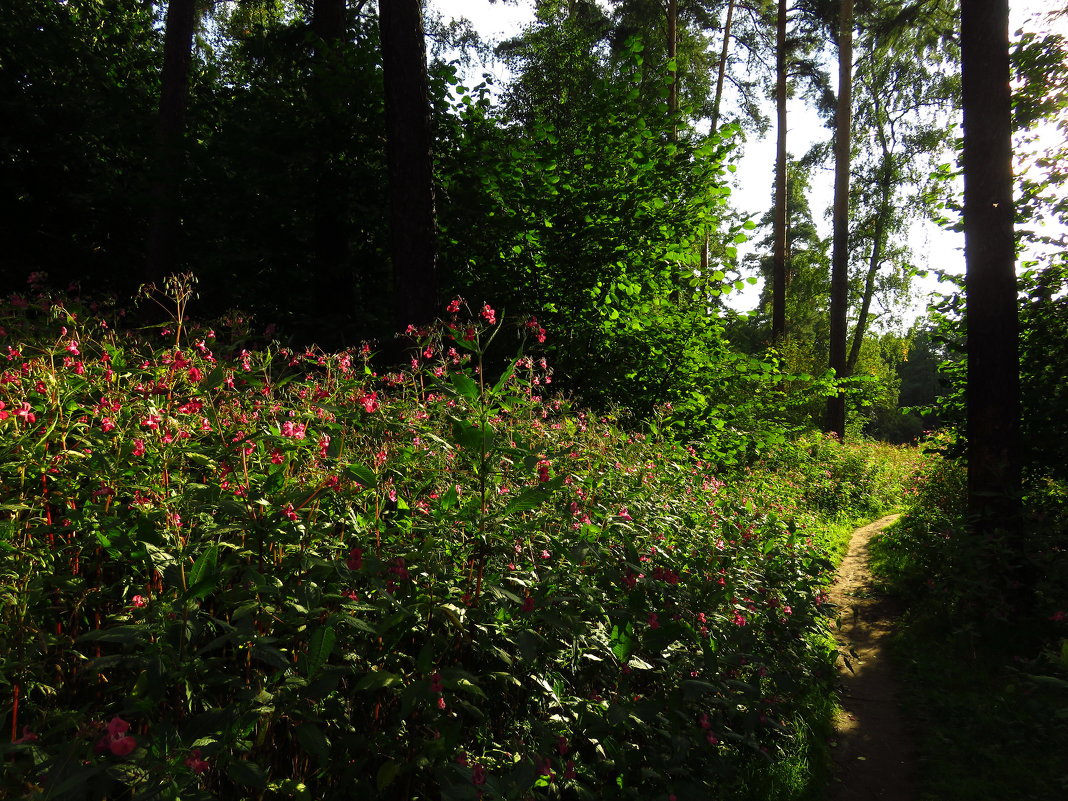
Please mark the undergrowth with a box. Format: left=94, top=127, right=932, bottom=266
left=0, top=278, right=919, bottom=800
left=869, top=439, right=1068, bottom=801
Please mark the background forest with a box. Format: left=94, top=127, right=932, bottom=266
left=4, top=0, right=1001, bottom=447
left=2, top=0, right=1068, bottom=799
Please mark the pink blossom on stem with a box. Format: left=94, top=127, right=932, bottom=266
left=184, top=748, right=210, bottom=774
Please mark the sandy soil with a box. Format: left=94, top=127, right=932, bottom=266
left=826, top=514, right=914, bottom=801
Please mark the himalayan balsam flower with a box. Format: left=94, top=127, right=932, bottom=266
left=184, top=748, right=210, bottom=774
left=347, top=547, right=363, bottom=571
left=447, top=298, right=462, bottom=314
left=15, top=402, right=35, bottom=424
left=95, top=716, right=137, bottom=757
left=481, top=304, right=496, bottom=325
left=132, top=439, right=146, bottom=457
left=358, top=391, right=379, bottom=413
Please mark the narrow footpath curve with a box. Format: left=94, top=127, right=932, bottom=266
left=826, top=514, right=913, bottom=801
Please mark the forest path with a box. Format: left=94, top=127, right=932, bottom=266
left=826, top=514, right=913, bottom=801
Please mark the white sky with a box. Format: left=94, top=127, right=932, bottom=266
left=429, top=0, right=1067, bottom=323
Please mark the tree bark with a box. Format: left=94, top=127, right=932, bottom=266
left=826, top=0, right=852, bottom=438
left=666, top=0, right=678, bottom=140
left=961, top=0, right=1021, bottom=529
left=710, top=0, right=735, bottom=132
left=309, top=0, right=353, bottom=346
left=846, top=157, right=892, bottom=376
left=771, top=0, right=788, bottom=342
left=379, top=0, right=439, bottom=331
left=146, top=0, right=197, bottom=284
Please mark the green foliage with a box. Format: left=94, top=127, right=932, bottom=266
left=0, top=283, right=919, bottom=801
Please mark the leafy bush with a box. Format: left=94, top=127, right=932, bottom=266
left=0, top=282, right=878, bottom=801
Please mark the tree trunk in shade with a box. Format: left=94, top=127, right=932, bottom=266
left=961, top=0, right=1021, bottom=530
left=379, top=0, right=438, bottom=331
left=309, top=0, right=353, bottom=346
left=146, top=0, right=196, bottom=284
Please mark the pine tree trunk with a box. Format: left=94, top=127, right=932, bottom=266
left=379, top=0, right=438, bottom=332
left=961, top=0, right=1021, bottom=529
left=146, top=0, right=196, bottom=284
left=826, top=0, right=852, bottom=438
left=309, top=0, right=353, bottom=346
left=846, top=158, right=892, bottom=376
left=710, top=0, right=735, bottom=132
left=771, top=0, right=788, bottom=342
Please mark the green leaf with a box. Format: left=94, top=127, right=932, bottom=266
left=377, top=761, right=401, bottom=791
left=303, top=624, right=336, bottom=677
left=228, top=759, right=267, bottom=790
left=188, top=544, right=218, bottom=589
left=451, top=373, right=480, bottom=402
left=201, top=366, right=226, bottom=391
left=295, top=722, right=331, bottom=762
left=355, top=671, right=403, bottom=691
left=344, top=463, right=378, bottom=488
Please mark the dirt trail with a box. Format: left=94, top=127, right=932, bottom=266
left=826, top=514, right=913, bottom=801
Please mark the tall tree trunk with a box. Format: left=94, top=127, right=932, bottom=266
left=826, top=0, right=853, bottom=438
left=146, top=0, right=196, bottom=284
left=961, top=0, right=1021, bottom=529
left=309, top=0, right=352, bottom=346
left=846, top=156, right=892, bottom=376
left=710, top=0, right=736, bottom=132
left=771, top=0, right=788, bottom=341
left=379, top=0, right=438, bottom=331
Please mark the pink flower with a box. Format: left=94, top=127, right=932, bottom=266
left=358, top=391, right=380, bottom=413
left=520, top=596, right=535, bottom=613
left=537, top=460, right=551, bottom=482
left=15, top=402, right=35, bottom=424
left=130, top=595, right=147, bottom=608
left=132, top=439, right=146, bottom=457
left=447, top=298, right=462, bottom=314
left=13, top=726, right=38, bottom=744
left=184, top=748, right=210, bottom=774
left=66, top=340, right=80, bottom=356
left=481, top=304, right=497, bottom=325
left=270, top=449, right=284, bottom=464
left=281, top=503, right=298, bottom=522
left=347, top=547, right=363, bottom=571
left=188, top=366, right=203, bottom=382
left=95, top=716, right=137, bottom=757
left=101, top=417, right=116, bottom=433
left=280, top=421, right=306, bottom=439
